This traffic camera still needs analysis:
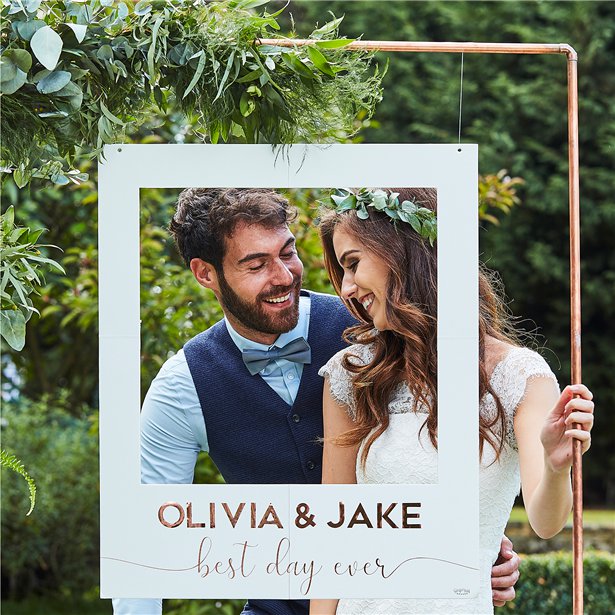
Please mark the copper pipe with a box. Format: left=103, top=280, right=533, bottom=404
left=257, top=36, right=584, bottom=608
left=258, top=39, right=576, bottom=56
left=567, top=52, right=584, bottom=615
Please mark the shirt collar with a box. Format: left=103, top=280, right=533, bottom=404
left=225, top=292, right=311, bottom=352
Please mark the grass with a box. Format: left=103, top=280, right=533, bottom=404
left=507, top=507, right=615, bottom=526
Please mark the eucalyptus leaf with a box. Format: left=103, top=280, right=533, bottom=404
left=182, top=51, right=206, bottom=99
left=96, top=45, right=113, bottom=61
left=36, top=70, right=72, bottom=94
left=66, top=23, right=87, bottom=43
left=236, top=68, right=262, bottom=83
left=168, top=42, right=196, bottom=66
left=213, top=50, right=237, bottom=102
left=356, top=205, right=369, bottom=220
left=0, top=57, right=17, bottom=82
left=8, top=228, right=28, bottom=244
left=6, top=49, right=33, bottom=73
left=2, top=207, right=15, bottom=232
left=400, top=200, right=418, bottom=214
left=397, top=211, right=411, bottom=224
left=280, top=52, right=314, bottom=79
left=371, top=193, right=388, bottom=210
left=26, top=255, right=65, bottom=273
left=12, top=164, right=30, bottom=188
left=384, top=207, right=400, bottom=221
left=8, top=1, right=25, bottom=15
left=67, top=67, right=89, bottom=80
left=331, top=193, right=356, bottom=212
left=55, top=81, right=82, bottom=98
left=27, top=228, right=44, bottom=244
left=311, top=16, right=344, bottom=38
left=233, top=0, right=271, bottom=9
left=0, top=68, right=27, bottom=94
left=408, top=214, right=421, bottom=234
left=0, top=310, right=26, bottom=351
left=100, top=101, right=124, bottom=126
left=51, top=174, right=70, bottom=185
left=314, top=39, right=355, bottom=49
left=30, top=26, right=63, bottom=71
left=117, top=2, right=128, bottom=19
left=14, top=19, right=46, bottom=41
left=147, top=16, right=164, bottom=83
left=55, top=81, right=83, bottom=109
left=134, top=0, right=152, bottom=16
left=239, top=91, right=255, bottom=117
left=25, top=0, right=41, bottom=11
left=307, top=45, right=335, bottom=77
left=32, top=68, right=50, bottom=82
left=97, top=115, right=114, bottom=143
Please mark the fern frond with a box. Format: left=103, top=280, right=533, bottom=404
left=1, top=449, right=37, bottom=515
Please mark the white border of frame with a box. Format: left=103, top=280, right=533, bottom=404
left=99, top=144, right=479, bottom=599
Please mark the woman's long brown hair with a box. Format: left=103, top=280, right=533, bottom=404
left=319, top=188, right=517, bottom=467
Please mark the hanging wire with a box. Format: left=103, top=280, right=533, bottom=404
left=458, top=52, right=464, bottom=144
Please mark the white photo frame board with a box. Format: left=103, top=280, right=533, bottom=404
left=99, top=144, right=479, bottom=600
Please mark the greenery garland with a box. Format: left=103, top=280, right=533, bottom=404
left=0, top=0, right=385, bottom=186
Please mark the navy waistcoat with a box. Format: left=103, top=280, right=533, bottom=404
left=184, top=290, right=355, bottom=484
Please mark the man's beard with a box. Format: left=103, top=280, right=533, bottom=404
left=217, top=272, right=302, bottom=335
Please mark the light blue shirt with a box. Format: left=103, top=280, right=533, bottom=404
left=113, top=295, right=311, bottom=613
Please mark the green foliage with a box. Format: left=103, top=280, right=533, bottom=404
left=1, top=166, right=101, bottom=403
left=501, top=551, right=615, bottom=614
left=0, top=449, right=36, bottom=515
left=0, top=392, right=100, bottom=599
left=1, top=0, right=384, bottom=185
left=479, top=169, right=524, bottom=226
left=0, top=205, right=64, bottom=350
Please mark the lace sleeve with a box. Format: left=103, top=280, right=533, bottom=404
left=490, top=347, right=560, bottom=449
left=318, top=344, right=373, bottom=419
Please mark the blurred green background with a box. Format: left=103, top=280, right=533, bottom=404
left=2, top=1, right=614, bottom=614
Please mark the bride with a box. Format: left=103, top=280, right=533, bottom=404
left=310, top=188, right=594, bottom=615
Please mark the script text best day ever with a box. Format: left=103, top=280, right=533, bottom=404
left=195, top=536, right=427, bottom=594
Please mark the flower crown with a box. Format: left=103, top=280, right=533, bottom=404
left=323, top=188, right=437, bottom=246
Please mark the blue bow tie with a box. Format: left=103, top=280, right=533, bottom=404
left=241, top=337, right=312, bottom=376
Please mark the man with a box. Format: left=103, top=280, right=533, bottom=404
left=113, top=188, right=520, bottom=614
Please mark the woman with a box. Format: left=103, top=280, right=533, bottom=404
left=310, top=188, right=594, bottom=615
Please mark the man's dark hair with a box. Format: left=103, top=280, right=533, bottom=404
left=169, top=188, right=297, bottom=270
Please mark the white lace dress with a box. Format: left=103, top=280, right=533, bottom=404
left=319, top=344, right=558, bottom=615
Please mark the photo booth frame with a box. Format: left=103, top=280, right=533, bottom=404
left=98, top=144, right=480, bottom=599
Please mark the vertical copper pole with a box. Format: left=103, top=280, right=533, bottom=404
left=566, top=46, right=583, bottom=615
